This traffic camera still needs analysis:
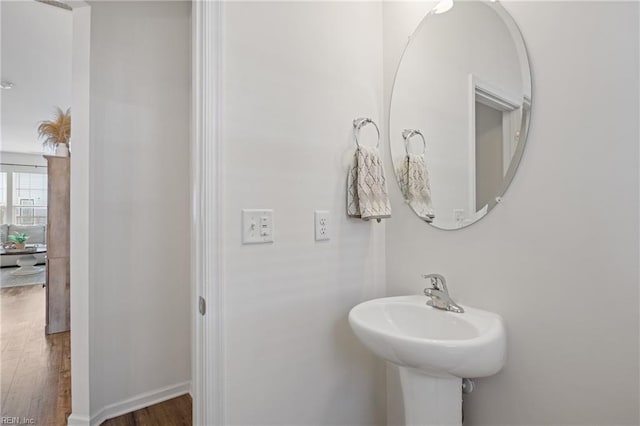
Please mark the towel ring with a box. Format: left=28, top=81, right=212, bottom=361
left=353, top=118, right=380, bottom=149
left=402, top=129, right=426, bottom=155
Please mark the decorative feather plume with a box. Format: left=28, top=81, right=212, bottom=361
left=37, top=107, right=71, bottom=148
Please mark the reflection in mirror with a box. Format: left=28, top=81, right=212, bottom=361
left=397, top=129, right=435, bottom=223
left=389, top=0, right=532, bottom=230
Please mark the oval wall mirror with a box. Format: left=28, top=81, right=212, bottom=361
left=389, top=0, right=532, bottom=230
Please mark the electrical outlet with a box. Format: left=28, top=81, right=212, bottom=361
left=453, top=209, right=465, bottom=224
left=315, top=210, right=330, bottom=241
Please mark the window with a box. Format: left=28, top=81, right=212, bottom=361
left=0, top=169, right=48, bottom=226
left=12, top=172, right=47, bottom=225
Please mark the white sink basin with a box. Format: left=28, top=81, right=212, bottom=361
left=349, top=295, right=506, bottom=425
left=348, top=295, right=506, bottom=378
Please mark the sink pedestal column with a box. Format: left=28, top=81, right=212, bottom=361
left=399, top=367, right=462, bottom=426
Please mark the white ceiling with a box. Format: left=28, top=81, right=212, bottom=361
left=1, top=0, right=72, bottom=154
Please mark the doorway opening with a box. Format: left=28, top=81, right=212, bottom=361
left=467, top=74, right=523, bottom=221
left=0, top=0, right=73, bottom=423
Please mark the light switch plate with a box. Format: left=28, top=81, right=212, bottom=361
left=242, top=209, right=274, bottom=244
left=315, top=210, right=330, bottom=241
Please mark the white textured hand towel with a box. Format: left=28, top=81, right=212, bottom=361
left=347, top=146, right=392, bottom=221
left=396, top=153, right=435, bottom=222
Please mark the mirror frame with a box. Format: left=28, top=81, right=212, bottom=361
left=388, top=0, right=533, bottom=230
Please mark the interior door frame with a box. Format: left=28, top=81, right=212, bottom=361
left=467, top=74, right=522, bottom=216
left=67, top=1, right=91, bottom=425
left=66, top=2, right=225, bottom=423
left=191, top=1, right=225, bottom=425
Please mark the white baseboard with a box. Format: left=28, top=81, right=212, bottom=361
left=89, top=381, right=191, bottom=426
left=67, top=413, right=91, bottom=426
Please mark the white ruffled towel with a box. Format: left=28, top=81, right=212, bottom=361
left=396, top=153, right=435, bottom=222
left=347, top=146, right=392, bottom=222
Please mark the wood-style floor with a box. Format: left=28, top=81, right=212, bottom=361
left=1, top=284, right=71, bottom=425
left=1, top=285, right=191, bottom=426
left=102, top=394, right=192, bottom=425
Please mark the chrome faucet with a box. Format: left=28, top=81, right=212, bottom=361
left=422, top=273, right=464, bottom=313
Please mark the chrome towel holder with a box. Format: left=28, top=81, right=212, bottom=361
left=402, top=129, right=426, bottom=155
left=353, top=117, right=380, bottom=148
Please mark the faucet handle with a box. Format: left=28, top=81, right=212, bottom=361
left=421, top=273, right=437, bottom=287
left=422, top=274, right=435, bottom=289
left=421, top=273, right=447, bottom=293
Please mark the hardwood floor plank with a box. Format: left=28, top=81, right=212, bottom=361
left=1, top=284, right=70, bottom=425
left=101, top=394, right=192, bottom=426
left=2, top=285, right=189, bottom=426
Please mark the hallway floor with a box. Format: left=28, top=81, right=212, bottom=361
left=1, top=284, right=191, bottom=425
left=0, top=284, right=71, bottom=425
left=102, top=395, right=192, bottom=425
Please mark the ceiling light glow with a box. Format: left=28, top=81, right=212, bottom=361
left=432, top=0, right=454, bottom=15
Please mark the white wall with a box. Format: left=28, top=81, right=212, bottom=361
left=383, top=2, right=639, bottom=425
left=87, top=1, right=191, bottom=420
left=222, top=2, right=387, bottom=424
left=1, top=0, right=72, bottom=154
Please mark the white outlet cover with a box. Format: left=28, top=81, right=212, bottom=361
left=242, top=209, right=274, bottom=244
left=453, top=209, right=465, bottom=221
left=315, top=210, right=330, bottom=241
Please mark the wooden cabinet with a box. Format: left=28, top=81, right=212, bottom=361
left=44, top=155, right=70, bottom=334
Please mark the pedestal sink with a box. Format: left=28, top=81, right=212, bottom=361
left=348, top=295, right=506, bottom=426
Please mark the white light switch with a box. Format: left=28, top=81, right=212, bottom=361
left=242, top=209, right=274, bottom=244
left=315, top=210, right=330, bottom=241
